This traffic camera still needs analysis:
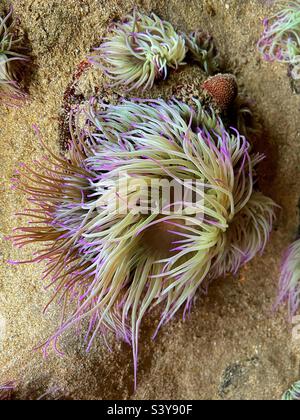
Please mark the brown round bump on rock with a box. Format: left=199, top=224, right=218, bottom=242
left=201, top=73, right=238, bottom=111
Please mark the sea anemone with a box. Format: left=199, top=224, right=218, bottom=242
left=282, top=380, right=300, bottom=400
left=89, top=11, right=186, bottom=91
left=277, top=239, right=300, bottom=318
left=0, top=381, right=16, bottom=400
left=0, top=5, right=29, bottom=106
left=10, top=98, right=276, bottom=388
left=184, top=30, right=220, bottom=75
left=257, top=0, right=300, bottom=80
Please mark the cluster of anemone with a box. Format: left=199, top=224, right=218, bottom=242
left=277, top=239, right=300, bottom=318
left=90, top=12, right=186, bottom=91
left=10, top=98, right=276, bottom=387
left=0, top=381, right=15, bottom=400
left=90, top=11, right=220, bottom=92
left=0, top=6, right=29, bottom=105
left=282, top=380, right=300, bottom=400
left=257, top=0, right=300, bottom=80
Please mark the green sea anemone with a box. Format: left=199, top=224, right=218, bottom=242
left=282, top=380, right=300, bottom=400
left=277, top=239, right=300, bottom=317
left=258, top=0, right=300, bottom=80
left=10, top=98, right=276, bottom=388
left=89, top=11, right=186, bottom=91
left=184, top=30, right=220, bottom=75
left=0, top=5, right=29, bottom=106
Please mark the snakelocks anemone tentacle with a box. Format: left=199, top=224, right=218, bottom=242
left=89, top=12, right=186, bottom=91
left=184, top=30, right=220, bottom=75
left=258, top=0, right=300, bottom=80
left=0, top=381, right=16, bottom=400
left=0, top=5, right=29, bottom=105
left=277, top=239, right=300, bottom=318
left=10, top=98, right=276, bottom=388
left=282, top=379, right=300, bottom=400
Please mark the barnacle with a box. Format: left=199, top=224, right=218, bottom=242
left=10, top=98, right=276, bottom=388
left=257, top=0, right=300, bottom=80
left=277, top=239, right=300, bottom=318
left=89, top=12, right=186, bottom=91
left=0, top=5, right=29, bottom=105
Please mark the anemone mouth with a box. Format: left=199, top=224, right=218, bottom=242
left=139, top=216, right=188, bottom=259
left=11, top=98, right=276, bottom=388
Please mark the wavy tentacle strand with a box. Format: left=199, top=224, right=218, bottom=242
left=210, top=192, right=276, bottom=279
left=184, top=30, right=220, bottom=75
left=277, top=239, right=300, bottom=318
left=89, top=12, right=186, bottom=91
left=11, top=98, right=276, bottom=388
left=0, top=381, right=16, bottom=400
left=282, top=380, right=300, bottom=400
left=0, top=6, right=29, bottom=105
left=258, top=0, right=300, bottom=80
